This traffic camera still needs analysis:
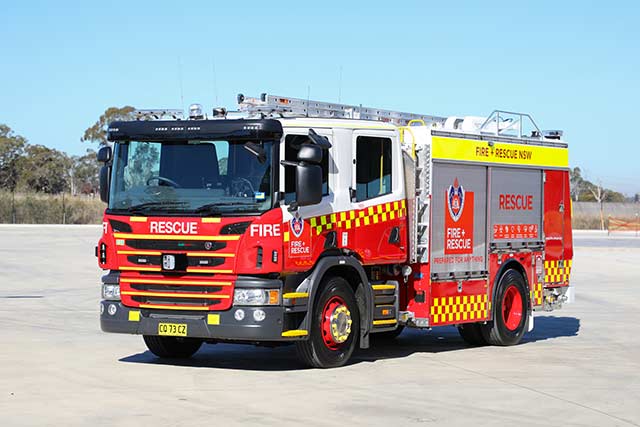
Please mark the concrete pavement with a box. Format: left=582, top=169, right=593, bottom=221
left=0, top=226, right=638, bottom=426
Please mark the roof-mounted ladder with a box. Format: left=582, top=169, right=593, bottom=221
left=237, top=93, right=448, bottom=127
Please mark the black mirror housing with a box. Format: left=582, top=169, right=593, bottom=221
left=308, top=129, right=332, bottom=149
left=97, top=146, right=112, bottom=163
left=297, top=144, right=322, bottom=164
left=99, top=165, right=110, bottom=203
left=295, top=164, right=322, bottom=207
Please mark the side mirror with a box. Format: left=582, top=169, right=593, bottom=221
left=99, top=165, right=110, bottom=203
left=97, top=146, right=112, bottom=163
left=297, top=144, right=322, bottom=163
left=295, top=164, right=322, bottom=207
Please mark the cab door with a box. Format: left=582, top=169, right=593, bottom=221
left=350, top=130, right=407, bottom=264
left=279, top=128, right=334, bottom=272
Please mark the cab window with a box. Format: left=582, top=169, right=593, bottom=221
left=355, top=136, right=392, bottom=201
left=283, top=134, right=329, bottom=204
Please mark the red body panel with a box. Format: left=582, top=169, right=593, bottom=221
left=543, top=170, right=573, bottom=286
left=98, top=209, right=284, bottom=311
left=282, top=201, right=408, bottom=272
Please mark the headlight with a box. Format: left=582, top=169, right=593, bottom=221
left=102, top=284, right=120, bottom=301
left=233, top=288, right=279, bottom=306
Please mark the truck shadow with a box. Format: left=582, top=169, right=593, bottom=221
left=119, top=315, right=579, bottom=371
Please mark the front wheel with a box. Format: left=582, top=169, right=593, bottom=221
left=295, top=276, right=360, bottom=368
left=143, top=335, right=203, bottom=358
left=481, top=269, right=529, bottom=346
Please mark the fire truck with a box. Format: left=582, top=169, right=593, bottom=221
left=97, top=93, right=573, bottom=368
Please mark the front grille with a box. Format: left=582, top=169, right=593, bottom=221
left=119, top=275, right=234, bottom=311
left=127, top=255, right=226, bottom=267
left=132, top=296, right=222, bottom=307
left=125, top=239, right=227, bottom=251
left=131, top=283, right=224, bottom=293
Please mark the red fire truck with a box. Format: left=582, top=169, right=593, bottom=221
left=97, top=94, right=573, bottom=368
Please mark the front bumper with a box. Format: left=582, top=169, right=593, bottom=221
left=100, top=301, right=292, bottom=342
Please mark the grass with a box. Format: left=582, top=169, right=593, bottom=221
left=0, top=191, right=104, bottom=224
left=0, top=191, right=635, bottom=228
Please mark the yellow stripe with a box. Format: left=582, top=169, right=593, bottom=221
left=122, top=291, right=229, bottom=299
left=282, top=292, right=309, bottom=299
left=185, top=252, right=235, bottom=257
left=120, top=266, right=162, bottom=272
left=138, top=304, right=210, bottom=311
left=281, top=330, right=309, bottom=337
left=113, top=233, right=240, bottom=241
left=122, top=278, right=232, bottom=286
left=373, top=319, right=397, bottom=326
left=201, top=218, right=221, bottom=223
left=117, top=250, right=162, bottom=256
left=130, top=217, right=148, bottom=222
left=431, top=136, right=569, bottom=168
left=372, top=284, right=396, bottom=290
left=186, top=268, right=233, bottom=274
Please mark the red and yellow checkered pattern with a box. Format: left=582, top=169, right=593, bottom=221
left=309, top=200, right=406, bottom=236
left=533, top=282, right=543, bottom=306
left=544, top=259, right=572, bottom=284
left=431, top=294, right=489, bottom=324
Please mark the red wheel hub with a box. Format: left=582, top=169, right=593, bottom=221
left=320, top=296, right=353, bottom=350
left=502, top=284, right=523, bottom=331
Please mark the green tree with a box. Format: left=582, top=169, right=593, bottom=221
left=71, top=149, right=99, bottom=194
left=19, top=145, right=72, bottom=193
left=124, top=142, right=160, bottom=187
left=569, top=167, right=584, bottom=202
left=0, top=124, right=27, bottom=191
left=81, top=106, right=135, bottom=146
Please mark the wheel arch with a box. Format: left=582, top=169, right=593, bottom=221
left=491, top=259, right=531, bottom=320
left=297, top=255, right=374, bottom=349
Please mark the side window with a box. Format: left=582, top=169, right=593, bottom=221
left=355, top=136, right=392, bottom=201
left=284, top=134, right=329, bottom=204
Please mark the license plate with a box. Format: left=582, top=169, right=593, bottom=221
left=158, top=323, right=187, bottom=337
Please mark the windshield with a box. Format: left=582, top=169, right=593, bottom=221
left=108, top=140, right=274, bottom=215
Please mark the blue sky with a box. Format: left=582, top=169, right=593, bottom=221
left=1, top=0, right=639, bottom=194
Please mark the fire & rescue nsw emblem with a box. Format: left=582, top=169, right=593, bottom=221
left=291, top=214, right=304, bottom=238
left=447, top=178, right=465, bottom=222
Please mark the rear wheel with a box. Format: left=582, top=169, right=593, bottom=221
left=295, top=276, right=360, bottom=368
left=143, top=335, right=203, bottom=358
left=457, top=323, right=487, bottom=346
left=481, top=269, right=529, bottom=346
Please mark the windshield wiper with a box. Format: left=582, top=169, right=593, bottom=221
left=194, top=201, right=256, bottom=214
left=126, top=201, right=189, bottom=213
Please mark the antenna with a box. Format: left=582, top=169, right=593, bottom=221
left=212, top=58, right=219, bottom=105
left=178, top=56, right=185, bottom=111
left=338, top=65, right=343, bottom=103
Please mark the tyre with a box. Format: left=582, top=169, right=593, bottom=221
left=481, top=269, right=529, bottom=346
left=143, top=335, right=203, bottom=358
left=295, top=276, right=360, bottom=368
left=457, top=323, right=487, bottom=346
